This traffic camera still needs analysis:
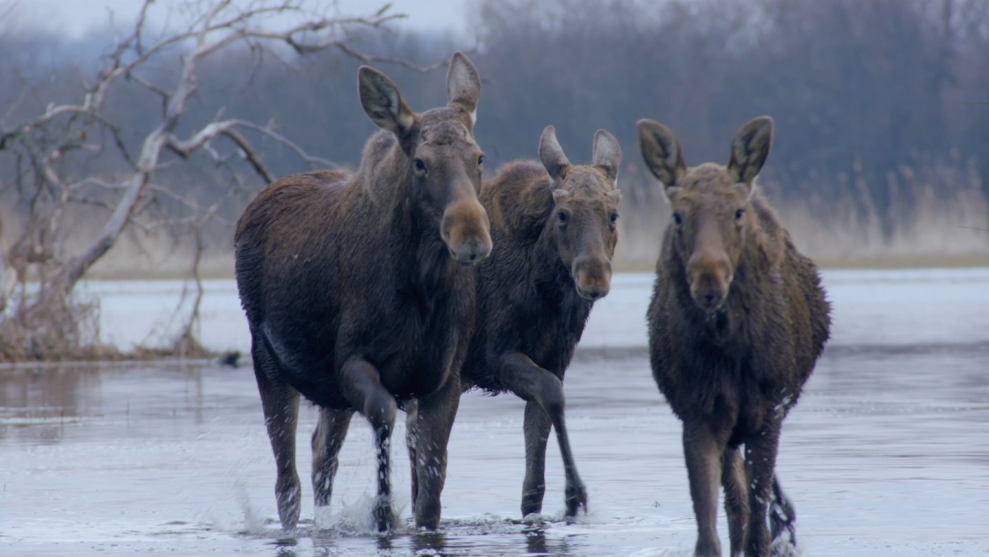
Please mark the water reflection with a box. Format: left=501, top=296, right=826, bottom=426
left=411, top=531, right=446, bottom=553
left=0, top=361, right=212, bottom=444
left=0, top=366, right=92, bottom=444
left=524, top=525, right=571, bottom=555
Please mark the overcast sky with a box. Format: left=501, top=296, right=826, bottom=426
left=0, top=0, right=470, bottom=40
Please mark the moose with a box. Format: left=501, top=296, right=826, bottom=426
left=234, top=52, right=491, bottom=532
left=450, top=125, right=622, bottom=519
left=638, top=116, right=830, bottom=556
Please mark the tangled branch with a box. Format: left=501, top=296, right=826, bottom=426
left=0, top=0, right=420, bottom=360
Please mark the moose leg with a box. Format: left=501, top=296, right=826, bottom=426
left=769, top=475, right=797, bottom=549
left=311, top=407, right=353, bottom=525
left=498, top=351, right=587, bottom=518
left=521, top=400, right=552, bottom=517
left=722, top=446, right=750, bottom=556
left=405, top=399, right=420, bottom=513
left=683, top=419, right=726, bottom=557
left=340, top=357, right=398, bottom=532
left=744, top=421, right=782, bottom=557
left=412, top=374, right=461, bottom=530
left=251, top=336, right=302, bottom=530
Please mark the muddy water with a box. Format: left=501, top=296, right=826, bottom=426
left=1, top=269, right=988, bottom=556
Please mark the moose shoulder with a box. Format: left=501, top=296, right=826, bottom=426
left=639, top=116, right=830, bottom=557
left=234, top=52, right=490, bottom=533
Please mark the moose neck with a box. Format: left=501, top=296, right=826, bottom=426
left=357, top=132, right=417, bottom=218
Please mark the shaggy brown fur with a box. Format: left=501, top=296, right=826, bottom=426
left=639, top=116, right=830, bottom=557
left=457, top=126, right=622, bottom=518
left=234, top=52, right=490, bottom=532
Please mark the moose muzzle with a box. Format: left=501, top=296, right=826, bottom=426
left=572, top=256, right=612, bottom=301
left=687, top=249, right=732, bottom=313
left=442, top=197, right=492, bottom=265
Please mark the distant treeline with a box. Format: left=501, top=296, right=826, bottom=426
left=2, top=0, right=988, bottom=266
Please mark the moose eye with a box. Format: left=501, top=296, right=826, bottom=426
left=557, top=210, right=569, bottom=225
left=673, top=213, right=683, bottom=226
left=414, top=159, right=426, bottom=172
left=477, top=155, right=485, bottom=166
left=735, top=208, right=745, bottom=220
left=610, top=213, right=619, bottom=224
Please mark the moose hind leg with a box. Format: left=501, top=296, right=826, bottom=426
left=311, top=407, right=353, bottom=526
left=521, top=400, right=552, bottom=517
left=405, top=399, right=420, bottom=513
left=722, top=446, right=750, bottom=556
left=252, top=338, right=302, bottom=531
left=769, top=475, right=797, bottom=552
left=340, top=357, right=398, bottom=532
left=499, top=352, right=587, bottom=519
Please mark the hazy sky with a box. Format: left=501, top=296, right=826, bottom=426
left=1, top=0, right=471, bottom=40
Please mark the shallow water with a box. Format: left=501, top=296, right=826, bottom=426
left=2, top=268, right=988, bottom=556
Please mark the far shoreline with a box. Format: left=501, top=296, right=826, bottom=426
left=76, top=254, right=989, bottom=281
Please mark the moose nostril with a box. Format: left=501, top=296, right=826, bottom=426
left=450, top=241, right=490, bottom=265
left=581, top=286, right=608, bottom=301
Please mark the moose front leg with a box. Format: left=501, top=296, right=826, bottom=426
left=411, top=374, right=461, bottom=530
left=521, top=400, right=552, bottom=517
left=498, top=351, right=587, bottom=519
left=744, top=419, right=783, bottom=557
left=683, top=419, right=727, bottom=557
left=340, top=357, right=399, bottom=532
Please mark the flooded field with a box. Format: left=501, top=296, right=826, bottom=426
left=2, top=269, right=988, bottom=556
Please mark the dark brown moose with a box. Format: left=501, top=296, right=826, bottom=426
left=638, top=116, right=830, bottom=557
left=234, top=52, right=491, bottom=532
left=455, top=125, right=622, bottom=519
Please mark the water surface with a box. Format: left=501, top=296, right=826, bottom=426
left=2, top=268, right=987, bottom=556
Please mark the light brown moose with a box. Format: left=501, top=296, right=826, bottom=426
left=639, top=116, right=830, bottom=557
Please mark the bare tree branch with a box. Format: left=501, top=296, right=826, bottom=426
left=0, top=0, right=420, bottom=360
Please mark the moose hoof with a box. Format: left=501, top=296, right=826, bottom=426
left=564, top=479, right=588, bottom=520
left=373, top=496, right=397, bottom=533
left=521, top=490, right=544, bottom=519
left=275, top=476, right=302, bottom=531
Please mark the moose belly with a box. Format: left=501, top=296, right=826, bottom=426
left=259, top=321, right=349, bottom=409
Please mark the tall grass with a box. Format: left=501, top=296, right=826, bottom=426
left=4, top=160, right=987, bottom=281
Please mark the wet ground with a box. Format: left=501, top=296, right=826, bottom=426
left=2, top=268, right=988, bottom=556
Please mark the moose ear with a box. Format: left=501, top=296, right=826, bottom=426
left=592, top=129, right=622, bottom=183
left=539, top=125, right=571, bottom=182
left=358, top=66, right=416, bottom=135
left=637, top=119, right=686, bottom=191
left=447, top=51, right=481, bottom=126
left=727, top=116, right=773, bottom=188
